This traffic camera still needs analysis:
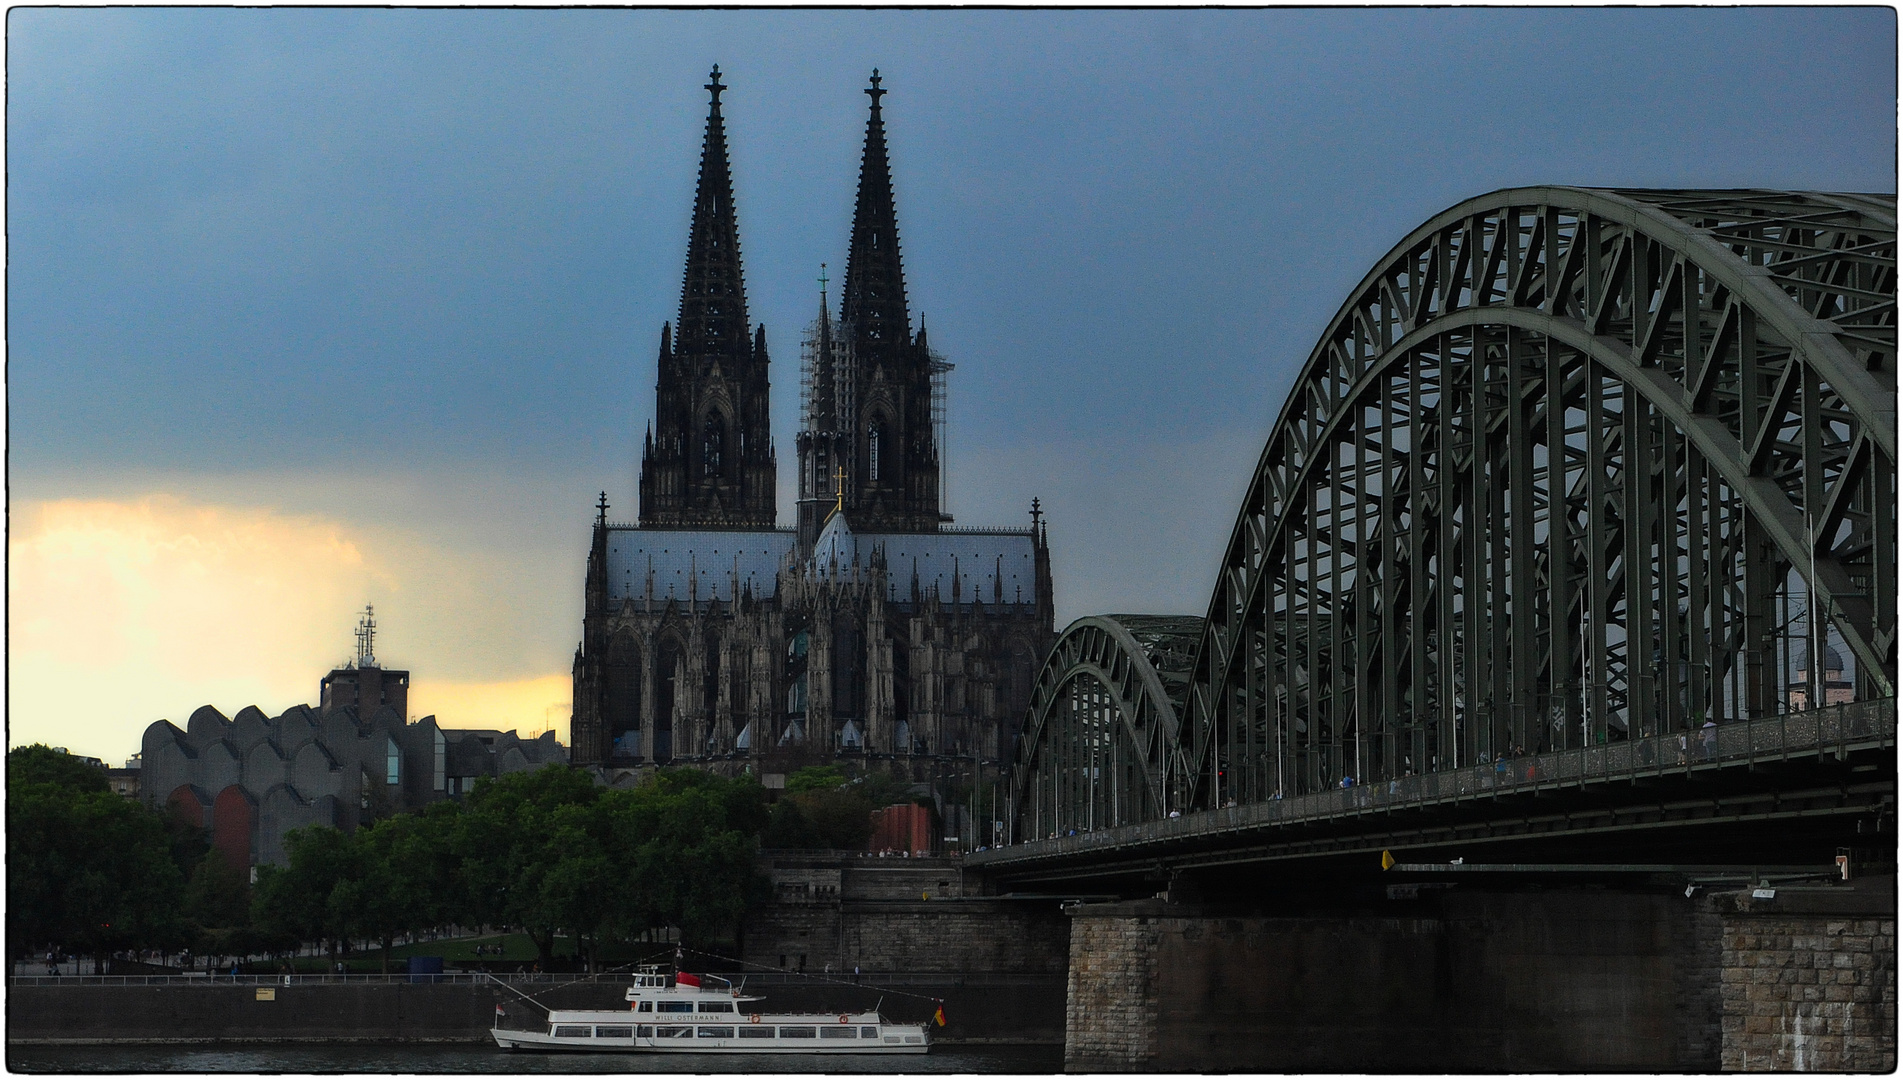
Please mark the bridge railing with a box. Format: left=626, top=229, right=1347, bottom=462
left=991, top=698, right=1894, bottom=857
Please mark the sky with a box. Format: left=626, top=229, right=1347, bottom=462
left=8, top=7, right=1896, bottom=761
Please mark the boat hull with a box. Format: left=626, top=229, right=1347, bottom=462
left=492, top=1028, right=931, bottom=1054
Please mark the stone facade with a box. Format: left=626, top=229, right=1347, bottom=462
left=1064, top=901, right=1162, bottom=1071
left=570, top=71, right=1055, bottom=793
left=742, top=852, right=1069, bottom=975
left=1713, top=884, right=1897, bottom=1071
left=1061, top=885, right=1898, bottom=1073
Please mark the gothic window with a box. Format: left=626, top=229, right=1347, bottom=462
left=606, top=633, right=642, bottom=760
left=786, top=626, right=810, bottom=718
left=868, top=422, right=883, bottom=482
left=702, top=416, right=725, bottom=478
left=703, top=630, right=723, bottom=725
left=832, top=614, right=864, bottom=720
left=655, top=637, right=684, bottom=764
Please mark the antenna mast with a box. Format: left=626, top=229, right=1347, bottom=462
left=354, top=604, right=378, bottom=669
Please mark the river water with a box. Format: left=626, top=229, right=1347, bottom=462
left=8, top=1043, right=1063, bottom=1074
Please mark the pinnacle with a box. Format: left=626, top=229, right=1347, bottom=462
left=675, top=65, right=750, bottom=365
left=841, top=69, right=910, bottom=351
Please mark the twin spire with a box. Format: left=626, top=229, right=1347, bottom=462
left=646, top=66, right=926, bottom=538
left=677, top=66, right=913, bottom=358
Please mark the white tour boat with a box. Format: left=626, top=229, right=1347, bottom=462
left=492, top=966, right=932, bottom=1054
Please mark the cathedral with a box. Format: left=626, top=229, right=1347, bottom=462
left=569, top=69, right=1055, bottom=796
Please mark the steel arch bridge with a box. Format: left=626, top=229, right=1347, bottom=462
left=1007, top=187, right=1895, bottom=844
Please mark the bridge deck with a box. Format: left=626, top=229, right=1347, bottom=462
left=972, top=699, right=1894, bottom=879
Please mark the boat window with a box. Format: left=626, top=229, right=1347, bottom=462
left=636, top=1025, right=654, bottom=1037
left=739, top=1027, right=775, bottom=1039
left=822, top=1026, right=858, bottom=1038
left=778, top=1026, right=816, bottom=1038
left=861, top=1027, right=879, bottom=1038
left=595, top=1026, right=632, bottom=1038
left=698, top=1026, right=735, bottom=1039
left=553, top=1025, right=591, bottom=1038
left=699, top=1000, right=735, bottom=1012
left=636, top=1001, right=653, bottom=1013
left=655, top=1025, right=693, bottom=1039
left=657, top=1001, right=695, bottom=1013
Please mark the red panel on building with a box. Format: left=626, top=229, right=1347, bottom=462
left=868, top=803, right=934, bottom=855
left=167, top=785, right=210, bottom=830
left=211, top=785, right=255, bottom=870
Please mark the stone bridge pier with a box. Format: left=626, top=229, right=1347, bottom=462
left=1063, top=881, right=1895, bottom=1072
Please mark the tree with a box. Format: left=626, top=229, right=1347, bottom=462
left=184, top=848, right=251, bottom=937
left=454, top=764, right=603, bottom=968
left=252, top=825, right=352, bottom=968
left=784, top=764, right=847, bottom=793
left=536, top=799, right=619, bottom=972
left=7, top=746, right=185, bottom=969
left=610, top=770, right=769, bottom=948
left=8, top=744, right=110, bottom=792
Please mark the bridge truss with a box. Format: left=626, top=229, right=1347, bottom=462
left=1009, top=188, right=1895, bottom=842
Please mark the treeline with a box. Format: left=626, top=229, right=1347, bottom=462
left=255, top=765, right=768, bottom=972
left=9, top=746, right=929, bottom=973
left=9, top=745, right=204, bottom=970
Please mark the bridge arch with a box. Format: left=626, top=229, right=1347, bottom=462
left=1009, top=188, right=1894, bottom=834
left=1187, top=187, right=1894, bottom=808
left=1008, top=615, right=1202, bottom=840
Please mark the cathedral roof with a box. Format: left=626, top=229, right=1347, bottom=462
left=604, top=527, right=797, bottom=603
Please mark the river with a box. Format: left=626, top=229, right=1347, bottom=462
left=8, top=1043, right=1063, bottom=1073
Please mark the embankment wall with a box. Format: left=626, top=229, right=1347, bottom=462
left=1066, top=882, right=1895, bottom=1073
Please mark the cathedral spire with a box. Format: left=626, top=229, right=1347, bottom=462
left=640, top=66, right=776, bottom=531
left=840, top=69, right=910, bottom=349
left=676, top=65, right=750, bottom=362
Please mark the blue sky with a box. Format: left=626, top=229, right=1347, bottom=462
left=8, top=7, right=1896, bottom=759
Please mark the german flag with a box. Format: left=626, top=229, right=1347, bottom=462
left=933, top=1004, right=947, bottom=1027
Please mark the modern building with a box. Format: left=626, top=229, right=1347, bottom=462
left=139, top=608, right=565, bottom=868
left=569, top=69, right=1055, bottom=792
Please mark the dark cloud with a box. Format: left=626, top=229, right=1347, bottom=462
left=10, top=7, right=1896, bottom=626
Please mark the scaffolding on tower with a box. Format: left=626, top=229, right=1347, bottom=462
left=930, top=351, right=953, bottom=522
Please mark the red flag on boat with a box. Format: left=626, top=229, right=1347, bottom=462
left=676, top=972, right=701, bottom=988
left=933, top=1004, right=947, bottom=1027
left=495, top=1004, right=505, bottom=1017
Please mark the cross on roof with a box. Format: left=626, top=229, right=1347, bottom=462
left=865, top=69, right=885, bottom=106
left=706, top=65, right=725, bottom=105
